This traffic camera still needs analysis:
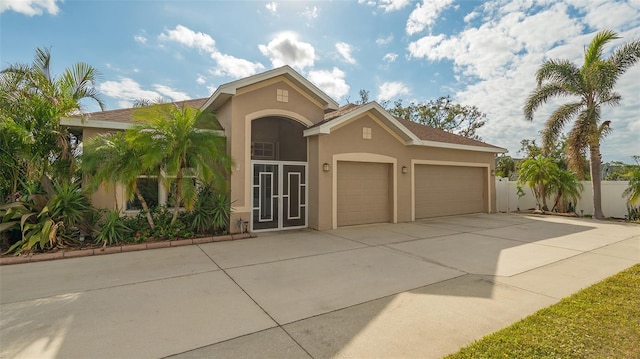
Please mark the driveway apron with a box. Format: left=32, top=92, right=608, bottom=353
left=1, top=214, right=638, bottom=359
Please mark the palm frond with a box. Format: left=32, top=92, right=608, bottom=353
left=609, top=39, right=640, bottom=73
left=524, top=83, right=572, bottom=121
left=584, top=30, right=619, bottom=66
left=541, top=101, right=583, bottom=153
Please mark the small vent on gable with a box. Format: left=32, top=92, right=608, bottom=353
left=277, top=89, right=289, bottom=103
left=362, top=127, right=372, bottom=140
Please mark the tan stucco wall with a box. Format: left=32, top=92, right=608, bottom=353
left=310, top=114, right=497, bottom=230
left=82, top=127, right=125, bottom=211
left=217, top=76, right=327, bottom=233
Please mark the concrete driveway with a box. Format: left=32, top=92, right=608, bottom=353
left=1, top=214, right=638, bottom=358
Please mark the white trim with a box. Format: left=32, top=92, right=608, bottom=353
left=304, top=102, right=418, bottom=144
left=415, top=140, right=506, bottom=153
left=61, top=117, right=132, bottom=130
left=286, top=172, right=302, bottom=220
left=410, top=159, right=492, bottom=221
left=332, top=153, right=398, bottom=229
left=201, top=65, right=339, bottom=112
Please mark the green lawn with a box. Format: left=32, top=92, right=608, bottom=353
left=446, top=264, right=640, bottom=359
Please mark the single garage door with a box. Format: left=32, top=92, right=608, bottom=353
left=337, top=161, right=391, bottom=226
left=415, top=165, right=486, bottom=219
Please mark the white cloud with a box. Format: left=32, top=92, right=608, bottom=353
left=99, top=78, right=191, bottom=107
left=159, top=25, right=264, bottom=79
left=463, top=11, right=478, bottom=23
left=377, top=81, right=410, bottom=101
left=153, top=85, right=190, bottom=101
left=307, top=67, right=350, bottom=100
left=378, top=0, right=411, bottom=12
left=0, top=0, right=60, bottom=16
left=300, top=6, right=318, bottom=19
left=196, top=75, right=206, bottom=85
left=134, top=35, right=147, bottom=44
left=336, top=42, right=356, bottom=64
left=383, top=53, right=398, bottom=62
left=159, top=25, right=216, bottom=53
left=405, top=0, right=640, bottom=161
left=265, top=2, right=277, bottom=14
left=406, top=0, right=454, bottom=35
left=210, top=52, right=265, bottom=78
left=259, top=32, right=315, bottom=71
left=376, top=34, right=394, bottom=46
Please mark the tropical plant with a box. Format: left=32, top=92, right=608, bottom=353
left=211, top=193, right=232, bottom=234
left=94, top=210, right=130, bottom=246
left=622, top=166, right=640, bottom=206
left=518, top=155, right=560, bottom=211
left=82, top=132, right=157, bottom=229
left=548, top=169, right=583, bottom=213
left=0, top=47, right=105, bottom=197
left=128, top=104, right=232, bottom=224
left=524, top=30, right=640, bottom=219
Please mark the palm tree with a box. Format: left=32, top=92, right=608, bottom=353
left=549, top=169, right=583, bottom=213
left=82, top=132, right=157, bottom=230
left=622, top=167, right=640, bottom=206
left=518, top=155, right=559, bottom=211
left=0, top=47, right=105, bottom=196
left=524, top=30, right=640, bottom=219
left=128, top=104, right=231, bottom=224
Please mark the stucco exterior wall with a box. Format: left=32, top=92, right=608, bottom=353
left=311, top=113, right=497, bottom=230
left=82, top=127, right=126, bottom=211
left=217, top=76, right=327, bottom=233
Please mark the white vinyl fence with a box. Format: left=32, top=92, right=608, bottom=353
left=496, top=178, right=632, bottom=218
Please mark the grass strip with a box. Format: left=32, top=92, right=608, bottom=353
left=446, top=264, right=640, bottom=359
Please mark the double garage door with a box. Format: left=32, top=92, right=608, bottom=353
left=336, top=162, right=487, bottom=227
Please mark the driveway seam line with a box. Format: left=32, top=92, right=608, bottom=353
left=194, top=244, right=316, bottom=359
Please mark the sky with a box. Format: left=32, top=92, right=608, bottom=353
left=1, top=0, right=639, bottom=163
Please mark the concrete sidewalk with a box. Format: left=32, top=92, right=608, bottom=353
left=1, top=214, right=638, bottom=358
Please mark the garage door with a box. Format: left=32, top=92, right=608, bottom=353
left=415, top=165, right=486, bottom=219
left=337, top=162, right=391, bottom=226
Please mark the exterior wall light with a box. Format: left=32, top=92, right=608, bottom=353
left=402, top=166, right=408, bottom=174
left=323, top=163, right=330, bottom=172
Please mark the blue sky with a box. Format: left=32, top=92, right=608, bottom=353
left=1, top=0, right=639, bottom=162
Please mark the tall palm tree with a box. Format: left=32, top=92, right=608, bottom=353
left=518, top=155, right=559, bottom=211
left=0, top=47, right=105, bottom=196
left=524, top=30, right=640, bottom=219
left=82, top=132, right=157, bottom=230
left=128, top=104, right=231, bottom=224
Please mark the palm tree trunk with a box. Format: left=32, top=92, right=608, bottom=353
left=589, top=144, right=604, bottom=219
left=135, top=187, right=155, bottom=230
left=171, top=170, right=182, bottom=225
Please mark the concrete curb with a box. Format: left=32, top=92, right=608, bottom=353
left=0, top=233, right=255, bottom=266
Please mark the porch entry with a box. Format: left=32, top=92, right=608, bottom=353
left=251, top=161, right=307, bottom=231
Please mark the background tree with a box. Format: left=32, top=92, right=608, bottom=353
left=622, top=156, right=640, bottom=207
left=0, top=47, right=104, bottom=197
left=388, top=96, right=487, bottom=140
left=496, top=155, right=516, bottom=179
left=524, top=30, right=640, bottom=219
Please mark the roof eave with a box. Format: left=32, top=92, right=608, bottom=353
left=415, top=140, right=507, bottom=153
left=60, top=117, right=133, bottom=130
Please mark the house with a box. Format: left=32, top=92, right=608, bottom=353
left=63, top=66, right=506, bottom=233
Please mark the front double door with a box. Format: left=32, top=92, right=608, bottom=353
left=252, top=161, right=307, bottom=231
